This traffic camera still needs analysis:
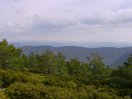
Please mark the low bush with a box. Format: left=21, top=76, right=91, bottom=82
left=0, top=90, right=7, bottom=99
left=6, top=82, right=46, bottom=99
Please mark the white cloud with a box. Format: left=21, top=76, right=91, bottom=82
left=0, top=0, right=132, bottom=44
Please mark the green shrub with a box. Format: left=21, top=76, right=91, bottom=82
left=6, top=82, right=77, bottom=99
left=0, top=90, right=7, bottom=99
left=42, top=77, right=77, bottom=88
left=0, top=69, right=46, bottom=87
left=0, top=70, right=29, bottom=87
left=6, top=82, right=46, bottom=99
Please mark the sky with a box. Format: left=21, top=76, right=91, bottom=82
left=0, top=0, right=132, bottom=44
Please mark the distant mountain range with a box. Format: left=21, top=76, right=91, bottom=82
left=22, top=46, right=132, bottom=67
left=12, top=42, right=132, bottom=48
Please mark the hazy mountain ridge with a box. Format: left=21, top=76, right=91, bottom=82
left=12, top=42, right=132, bottom=48
left=22, top=46, right=132, bottom=66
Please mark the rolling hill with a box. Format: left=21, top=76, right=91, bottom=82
left=22, top=46, right=132, bottom=66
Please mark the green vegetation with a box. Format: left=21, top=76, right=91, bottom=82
left=0, top=39, right=131, bottom=99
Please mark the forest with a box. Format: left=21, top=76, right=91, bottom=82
left=0, top=39, right=131, bottom=99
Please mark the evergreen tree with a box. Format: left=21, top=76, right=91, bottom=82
left=67, top=58, right=82, bottom=76
left=0, top=39, right=22, bottom=69
left=89, top=53, right=106, bottom=79
left=56, top=53, right=68, bottom=76
left=39, top=50, right=58, bottom=74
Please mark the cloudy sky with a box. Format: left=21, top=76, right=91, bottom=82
left=0, top=0, right=132, bottom=44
